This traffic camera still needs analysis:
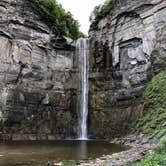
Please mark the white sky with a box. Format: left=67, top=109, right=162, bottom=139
left=57, top=0, right=105, bottom=35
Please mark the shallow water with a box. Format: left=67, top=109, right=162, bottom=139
left=0, top=140, right=128, bottom=166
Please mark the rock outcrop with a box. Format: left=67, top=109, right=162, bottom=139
left=0, top=0, right=78, bottom=140
left=89, top=0, right=166, bottom=139
left=0, top=0, right=165, bottom=140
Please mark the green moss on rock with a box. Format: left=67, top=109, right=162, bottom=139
left=136, top=107, right=166, bottom=139
left=129, top=138, right=166, bottom=166
left=141, top=71, right=166, bottom=105
left=133, top=71, right=166, bottom=139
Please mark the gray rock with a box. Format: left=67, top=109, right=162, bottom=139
left=88, top=0, right=166, bottom=138
left=0, top=0, right=78, bottom=140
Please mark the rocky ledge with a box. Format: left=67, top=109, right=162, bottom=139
left=0, top=0, right=78, bottom=140
left=80, top=134, right=157, bottom=166
left=88, top=0, right=166, bottom=139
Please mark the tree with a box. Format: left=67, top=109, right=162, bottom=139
left=89, top=0, right=118, bottom=26
left=29, top=0, right=85, bottom=39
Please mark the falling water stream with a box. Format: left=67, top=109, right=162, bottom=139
left=76, top=38, right=89, bottom=140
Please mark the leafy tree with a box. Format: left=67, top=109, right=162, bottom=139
left=90, top=0, right=118, bottom=27
left=89, top=5, right=102, bottom=23
left=29, top=0, right=85, bottom=39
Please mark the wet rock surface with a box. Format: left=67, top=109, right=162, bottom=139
left=80, top=134, right=157, bottom=166
left=0, top=0, right=78, bottom=140
left=0, top=0, right=165, bottom=141
left=88, top=0, right=166, bottom=139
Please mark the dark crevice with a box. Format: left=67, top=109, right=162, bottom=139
left=15, top=61, right=27, bottom=84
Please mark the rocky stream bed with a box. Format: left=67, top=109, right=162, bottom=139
left=78, top=134, right=157, bottom=166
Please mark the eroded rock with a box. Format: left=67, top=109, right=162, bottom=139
left=89, top=0, right=166, bottom=139
left=0, top=0, right=78, bottom=140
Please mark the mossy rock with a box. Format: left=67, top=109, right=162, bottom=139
left=129, top=138, right=166, bottom=166
left=141, top=70, right=166, bottom=105
left=133, top=71, right=166, bottom=139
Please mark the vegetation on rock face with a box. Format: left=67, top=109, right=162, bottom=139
left=130, top=71, right=166, bottom=166
left=29, top=0, right=85, bottom=39
left=129, top=138, right=166, bottom=166
left=134, top=71, right=166, bottom=139
left=141, top=71, right=166, bottom=105
left=89, top=0, right=118, bottom=27
left=136, top=107, right=166, bottom=139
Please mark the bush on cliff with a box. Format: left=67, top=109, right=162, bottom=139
left=29, top=0, right=84, bottom=39
left=89, top=0, right=118, bottom=27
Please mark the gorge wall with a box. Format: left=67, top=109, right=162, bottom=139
left=0, top=0, right=165, bottom=140
left=0, top=0, right=79, bottom=140
left=88, top=0, right=166, bottom=139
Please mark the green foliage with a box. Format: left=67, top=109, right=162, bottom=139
left=133, top=71, right=166, bottom=139
left=29, top=0, right=85, bottom=39
left=141, top=71, right=166, bottom=105
left=89, top=0, right=118, bottom=27
left=129, top=139, right=166, bottom=166
left=135, top=107, right=166, bottom=139
left=155, top=138, right=166, bottom=154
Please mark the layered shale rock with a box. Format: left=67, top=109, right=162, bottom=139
left=0, top=0, right=78, bottom=140
left=0, top=0, right=165, bottom=140
left=89, top=0, right=166, bottom=139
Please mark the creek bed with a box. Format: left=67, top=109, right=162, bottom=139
left=0, top=140, right=129, bottom=166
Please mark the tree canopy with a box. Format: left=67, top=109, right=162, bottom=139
left=90, top=0, right=118, bottom=27
left=30, top=0, right=85, bottom=39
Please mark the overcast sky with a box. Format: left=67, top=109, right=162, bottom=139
left=57, top=0, right=105, bottom=35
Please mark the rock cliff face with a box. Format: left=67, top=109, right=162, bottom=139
left=89, top=0, right=166, bottom=138
left=0, top=0, right=165, bottom=140
left=0, top=0, right=78, bottom=140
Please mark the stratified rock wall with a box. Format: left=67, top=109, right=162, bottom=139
left=89, top=0, right=166, bottom=139
left=0, top=0, right=165, bottom=140
left=0, top=0, right=78, bottom=140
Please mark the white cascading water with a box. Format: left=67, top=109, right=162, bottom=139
left=1, top=87, right=8, bottom=106
left=0, top=87, right=8, bottom=118
left=76, top=38, right=89, bottom=140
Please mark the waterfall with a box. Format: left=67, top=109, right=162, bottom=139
left=1, top=87, right=8, bottom=106
left=0, top=87, right=8, bottom=118
left=76, top=38, right=89, bottom=140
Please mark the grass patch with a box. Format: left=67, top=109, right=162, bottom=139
left=133, top=71, right=166, bottom=139
left=128, top=138, right=166, bottom=166
left=141, top=71, right=166, bottom=105
left=135, top=107, right=166, bottom=139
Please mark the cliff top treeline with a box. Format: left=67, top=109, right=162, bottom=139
left=29, top=0, right=84, bottom=39
left=90, top=0, right=118, bottom=28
